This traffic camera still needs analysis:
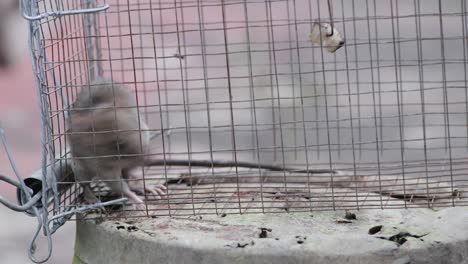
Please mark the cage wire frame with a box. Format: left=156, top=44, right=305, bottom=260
left=9, top=0, right=468, bottom=261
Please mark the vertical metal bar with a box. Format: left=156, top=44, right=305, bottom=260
left=74, top=0, right=85, bottom=204
left=333, top=47, right=341, bottom=158
left=285, top=0, right=298, bottom=160
left=94, top=0, right=103, bottom=77
left=26, top=1, right=54, bottom=261
left=158, top=0, right=172, bottom=157
left=461, top=0, right=468, bottom=149
left=292, top=0, right=313, bottom=211
left=84, top=0, right=95, bottom=80
left=351, top=0, right=362, bottom=159
left=373, top=0, right=384, bottom=155
left=389, top=0, right=407, bottom=208
left=126, top=0, right=150, bottom=215
left=102, top=2, right=124, bottom=216
left=437, top=0, right=455, bottom=205
left=198, top=0, right=219, bottom=215
left=42, top=0, right=61, bottom=215
left=220, top=0, right=242, bottom=213
left=116, top=0, right=125, bottom=84
left=135, top=0, right=151, bottom=212
left=307, top=0, right=321, bottom=159
left=266, top=0, right=290, bottom=210
left=173, top=0, right=196, bottom=215
left=264, top=0, right=278, bottom=162
left=81, top=0, right=103, bottom=213
left=339, top=0, right=359, bottom=207
left=38, top=4, right=62, bottom=218
left=64, top=0, right=76, bottom=209
left=136, top=0, right=149, bottom=123
left=242, top=0, right=265, bottom=212
left=414, top=0, right=430, bottom=208
left=365, top=0, right=383, bottom=209
left=179, top=0, right=195, bottom=187
left=317, top=0, right=335, bottom=210
left=395, top=0, right=405, bottom=156
left=54, top=3, right=66, bottom=214
left=149, top=0, right=172, bottom=217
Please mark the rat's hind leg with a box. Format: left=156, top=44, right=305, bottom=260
left=144, top=184, right=167, bottom=198
left=105, top=177, right=146, bottom=211
left=74, top=167, right=101, bottom=205
left=123, top=168, right=167, bottom=199
left=129, top=184, right=167, bottom=199
left=73, top=160, right=103, bottom=205
left=81, top=183, right=100, bottom=204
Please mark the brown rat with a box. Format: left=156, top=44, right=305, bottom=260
left=67, top=78, right=166, bottom=211
left=67, top=78, right=339, bottom=211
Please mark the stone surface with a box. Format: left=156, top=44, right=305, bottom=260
left=74, top=207, right=468, bottom=264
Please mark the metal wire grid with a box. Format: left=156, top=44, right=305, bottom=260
left=26, top=0, right=468, bottom=219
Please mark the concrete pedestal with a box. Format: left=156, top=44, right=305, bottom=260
left=74, top=207, right=468, bottom=264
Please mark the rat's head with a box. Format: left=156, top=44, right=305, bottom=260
left=309, top=23, right=345, bottom=53
left=73, top=78, right=136, bottom=108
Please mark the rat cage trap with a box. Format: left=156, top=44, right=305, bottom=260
left=0, top=0, right=467, bottom=262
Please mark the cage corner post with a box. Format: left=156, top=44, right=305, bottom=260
left=83, top=0, right=104, bottom=81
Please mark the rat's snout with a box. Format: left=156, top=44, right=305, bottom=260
left=339, top=40, right=345, bottom=47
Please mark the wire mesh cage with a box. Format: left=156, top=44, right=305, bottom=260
left=21, top=0, right=468, bottom=225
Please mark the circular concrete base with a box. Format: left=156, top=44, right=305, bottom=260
left=74, top=207, right=468, bottom=264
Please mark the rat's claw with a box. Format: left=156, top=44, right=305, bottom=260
left=135, top=203, right=147, bottom=212
left=130, top=184, right=167, bottom=200
left=146, top=185, right=167, bottom=199
left=154, top=184, right=167, bottom=196
left=131, top=203, right=149, bottom=216
left=145, top=187, right=159, bottom=196
left=144, top=186, right=161, bottom=199
left=79, top=195, right=109, bottom=216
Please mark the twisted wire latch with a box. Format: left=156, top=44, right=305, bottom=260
left=0, top=128, right=126, bottom=263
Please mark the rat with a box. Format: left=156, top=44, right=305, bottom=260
left=67, top=78, right=339, bottom=210
left=67, top=78, right=166, bottom=210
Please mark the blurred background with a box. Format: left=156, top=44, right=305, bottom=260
left=0, top=0, right=74, bottom=263
left=1, top=0, right=467, bottom=263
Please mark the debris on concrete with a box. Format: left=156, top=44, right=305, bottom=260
left=225, top=241, right=255, bottom=248
left=336, top=219, right=353, bottom=224
left=377, top=232, right=426, bottom=246
left=295, top=235, right=307, bottom=244
left=258, top=227, right=272, bottom=238
left=345, top=211, right=357, bottom=220
left=368, top=225, right=383, bottom=235
left=75, top=207, right=468, bottom=264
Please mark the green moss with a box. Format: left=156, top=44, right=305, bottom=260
left=73, top=232, right=83, bottom=264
